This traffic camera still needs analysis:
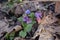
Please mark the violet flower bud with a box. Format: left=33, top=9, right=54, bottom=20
left=25, top=9, right=31, bottom=14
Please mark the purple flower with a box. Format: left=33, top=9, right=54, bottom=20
left=25, top=9, right=31, bottom=14
left=35, top=12, right=42, bottom=18
left=23, top=16, right=28, bottom=21
left=23, top=16, right=32, bottom=24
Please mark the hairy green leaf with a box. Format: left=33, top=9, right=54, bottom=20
left=9, top=32, right=15, bottom=37
left=31, top=21, right=36, bottom=24
left=28, top=12, right=35, bottom=20
left=24, top=24, right=33, bottom=32
left=18, top=17, right=23, bottom=22
left=5, top=33, right=10, bottom=40
left=19, top=31, right=27, bottom=38
left=5, top=32, right=15, bottom=40
left=9, top=32, right=15, bottom=40
left=22, top=22, right=27, bottom=28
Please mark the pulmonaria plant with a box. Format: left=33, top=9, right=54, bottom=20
left=35, top=12, right=42, bottom=24
left=18, top=11, right=36, bottom=38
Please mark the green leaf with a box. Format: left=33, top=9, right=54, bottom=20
left=29, top=12, right=34, bottom=18
left=22, top=22, right=27, bottom=28
left=9, top=32, right=15, bottom=40
left=9, top=36, right=14, bottom=40
left=18, top=17, right=23, bottom=22
left=28, top=12, right=35, bottom=20
left=19, top=31, right=27, bottom=38
left=24, top=24, right=33, bottom=32
left=5, top=32, right=15, bottom=40
left=7, top=1, right=14, bottom=8
left=9, top=32, right=15, bottom=37
left=31, top=21, right=36, bottom=24
left=5, top=33, right=10, bottom=40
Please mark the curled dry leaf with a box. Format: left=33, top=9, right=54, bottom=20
left=6, top=25, right=22, bottom=33
left=13, top=25, right=22, bottom=32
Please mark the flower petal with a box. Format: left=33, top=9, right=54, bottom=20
left=26, top=19, right=32, bottom=24
left=23, top=16, right=28, bottom=21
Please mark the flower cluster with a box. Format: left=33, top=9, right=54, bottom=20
left=35, top=12, right=42, bottom=18
left=35, top=12, right=42, bottom=24
left=24, top=9, right=42, bottom=24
